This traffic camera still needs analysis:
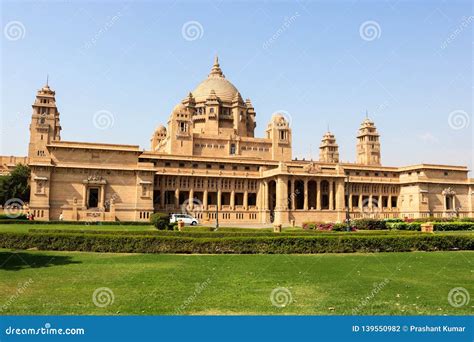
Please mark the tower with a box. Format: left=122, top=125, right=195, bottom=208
left=266, top=113, right=292, bottom=162
left=356, top=114, right=381, bottom=165
left=319, top=131, right=339, bottom=163
left=28, top=81, right=61, bottom=162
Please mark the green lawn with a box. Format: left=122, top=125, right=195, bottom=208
left=0, top=249, right=472, bottom=315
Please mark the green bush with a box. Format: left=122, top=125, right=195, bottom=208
left=387, top=222, right=421, bottom=230
left=0, top=214, right=27, bottom=220
left=150, top=213, right=169, bottom=230
left=383, top=218, right=403, bottom=223
left=0, top=219, right=151, bottom=225
left=332, top=223, right=348, bottom=231
left=352, top=219, right=387, bottom=230
left=387, top=222, right=474, bottom=231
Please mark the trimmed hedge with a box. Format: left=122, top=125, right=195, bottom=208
left=0, top=232, right=472, bottom=254
left=0, top=220, right=152, bottom=226
left=387, top=222, right=474, bottom=231
left=0, top=214, right=27, bottom=220
left=27, top=228, right=424, bottom=238
left=351, top=219, right=387, bottom=230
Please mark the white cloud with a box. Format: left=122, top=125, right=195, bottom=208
left=418, top=132, right=439, bottom=144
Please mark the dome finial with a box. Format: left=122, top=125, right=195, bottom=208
left=209, top=54, right=224, bottom=78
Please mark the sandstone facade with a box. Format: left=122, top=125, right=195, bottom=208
left=6, top=57, right=473, bottom=225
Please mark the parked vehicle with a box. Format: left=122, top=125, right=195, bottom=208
left=170, top=214, right=198, bottom=226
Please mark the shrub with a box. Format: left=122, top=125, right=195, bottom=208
left=387, top=222, right=474, bottom=231
left=0, top=220, right=151, bottom=225
left=0, top=232, right=472, bottom=254
left=352, top=219, right=387, bottom=230
left=315, top=223, right=332, bottom=231
left=332, top=223, right=348, bottom=232
left=302, top=222, right=317, bottom=230
left=150, top=213, right=169, bottom=230
left=0, top=214, right=27, bottom=220
left=387, top=222, right=420, bottom=230
left=383, top=218, right=403, bottom=223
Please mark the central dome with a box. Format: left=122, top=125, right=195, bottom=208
left=191, top=56, right=239, bottom=103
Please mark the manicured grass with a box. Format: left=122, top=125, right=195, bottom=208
left=0, top=249, right=471, bottom=315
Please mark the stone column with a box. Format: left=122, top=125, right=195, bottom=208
left=264, top=181, right=269, bottom=210
left=316, top=180, right=321, bottom=210
left=243, top=179, right=248, bottom=210
left=335, top=179, right=344, bottom=210
left=189, top=188, right=194, bottom=211
left=368, top=194, right=373, bottom=209
left=329, top=181, right=334, bottom=210
left=359, top=194, right=363, bottom=210
left=290, top=179, right=295, bottom=210
left=175, top=188, right=180, bottom=209
left=274, top=176, right=288, bottom=225
left=230, top=189, right=235, bottom=210
left=378, top=194, right=383, bottom=209
left=100, top=185, right=105, bottom=209
left=303, top=179, right=309, bottom=210
left=388, top=195, right=392, bottom=209
left=348, top=191, right=353, bottom=209
left=203, top=189, right=208, bottom=210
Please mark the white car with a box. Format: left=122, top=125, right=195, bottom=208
left=170, top=214, right=198, bottom=226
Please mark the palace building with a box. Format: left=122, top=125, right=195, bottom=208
left=10, top=57, right=474, bottom=224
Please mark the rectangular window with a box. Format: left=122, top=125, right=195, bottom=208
left=87, top=188, right=99, bottom=208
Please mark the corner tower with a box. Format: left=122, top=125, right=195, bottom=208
left=319, top=130, right=339, bottom=163
left=356, top=114, right=381, bottom=165
left=28, top=81, right=61, bottom=162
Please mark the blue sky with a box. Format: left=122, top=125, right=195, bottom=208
left=1, top=0, right=472, bottom=169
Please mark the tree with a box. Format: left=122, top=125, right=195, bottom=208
left=0, top=164, right=30, bottom=205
